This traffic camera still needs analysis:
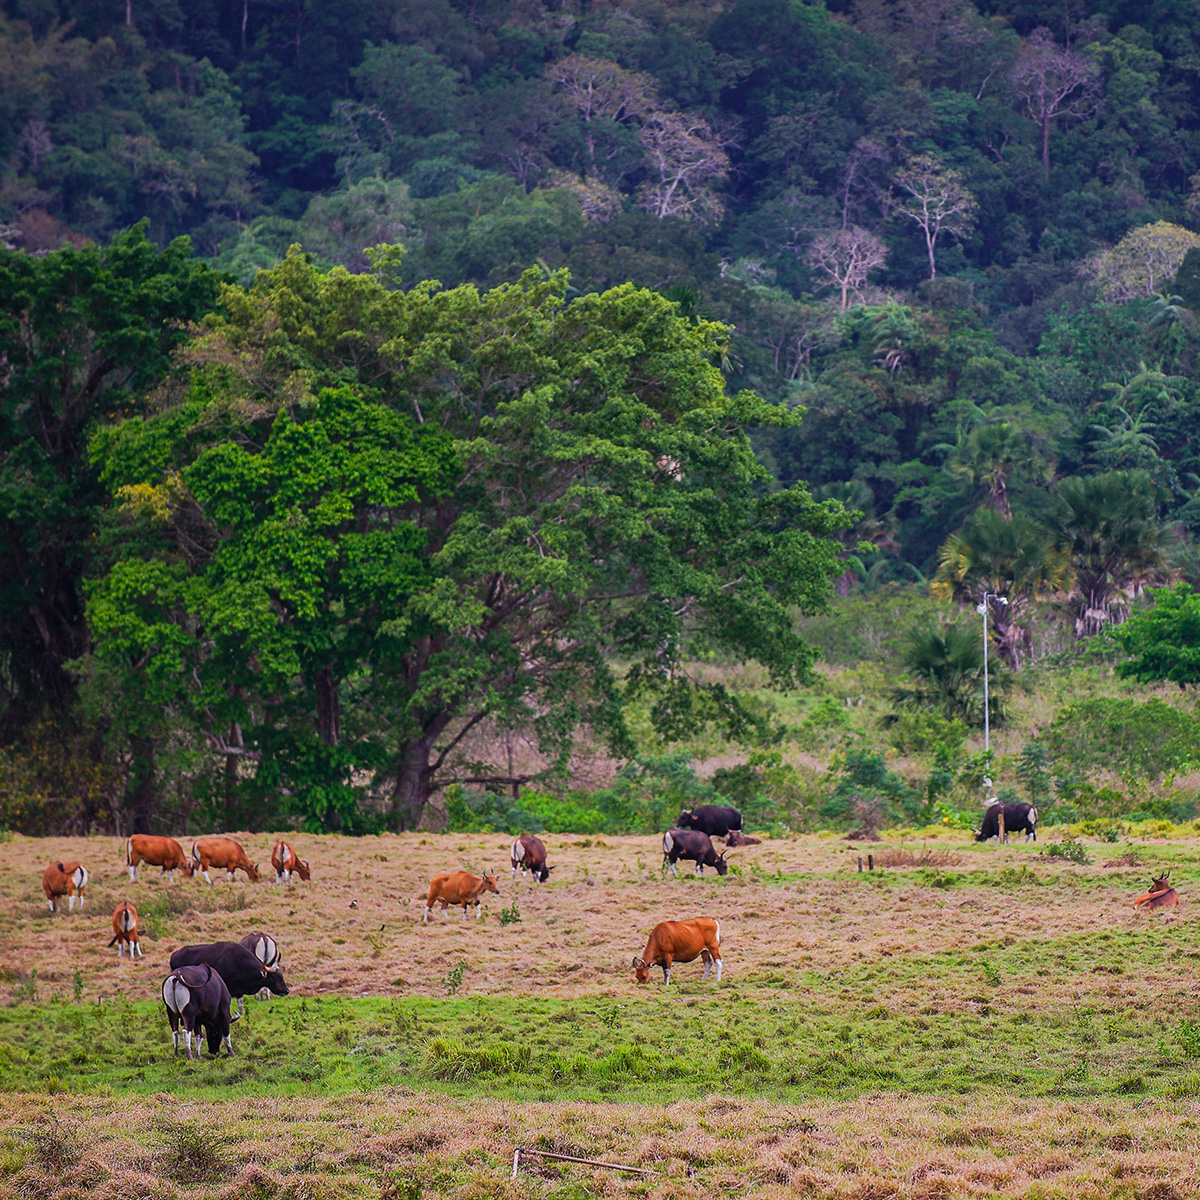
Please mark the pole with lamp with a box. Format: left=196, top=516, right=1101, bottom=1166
left=976, top=592, right=1007, bottom=804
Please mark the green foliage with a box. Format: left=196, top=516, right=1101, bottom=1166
left=1115, top=583, right=1200, bottom=688
left=1040, top=838, right=1092, bottom=865
left=1041, top=697, right=1200, bottom=788
left=820, top=749, right=919, bottom=830
left=891, top=621, right=1007, bottom=728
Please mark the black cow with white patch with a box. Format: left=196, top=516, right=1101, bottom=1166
left=976, top=802, right=1039, bottom=843
left=170, top=941, right=289, bottom=1019
left=676, top=805, right=743, bottom=839
left=161, top=964, right=234, bottom=1059
left=662, top=829, right=729, bottom=877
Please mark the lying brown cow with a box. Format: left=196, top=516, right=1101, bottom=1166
left=42, top=861, right=88, bottom=912
left=127, top=834, right=194, bottom=883
left=423, top=871, right=499, bottom=922
left=191, top=837, right=259, bottom=884
left=725, top=831, right=762, bottom=847
left=633, top=917, right=722, bottom=985
left=1133, top=873, right=1181, bottom=909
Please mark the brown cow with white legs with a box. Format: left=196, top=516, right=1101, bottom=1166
left=42, top=862, right=88, bottom=912
left=632, top=918, right=722, bottom=985
left=191, top=837, right=259, bottom=884
left=127, top=835, right=194, bottom=883
left=423, top=871, right=499, bottom=922
left=271, top=841, right=310, bottom=884
left=109, top=901, right=143, bottom=958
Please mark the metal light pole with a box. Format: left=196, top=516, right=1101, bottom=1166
left=977, top=593, right=1007, bottom=800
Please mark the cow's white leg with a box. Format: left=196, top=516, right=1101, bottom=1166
left=68, top=894, right=76, bottom=912
left=461, top=906, right=468, bottom=923
left=423, top=905, right=430, bottom=923
left=118, top=941, right=125, bottom=958
left=166, top=869, right=173, bottom=883
left=128, top=865, right=137, bottom=883
left=77, top=894, right=83, bottom=911
left=701, top=957, right=711, bottom=981
left=202, top=869, right=212, bottom=884
left=713, top=958, right=723, bottom=981
left=134, top=941, right=143, bottom=958
left=695, top=862, right=702, bottom=875
left=48, top=898, right=55, bottom=911
left=223, top=1032, right=234, bottom=1056
left=185, top=1029, right=195, bottom=1060
left=663, top=966, right=671, bottom=985
left=475, top=902, right=483, bottom=919
left=236, top=995, right=245, bottom=1019
left=171, top=1027, right=180, bottom=1054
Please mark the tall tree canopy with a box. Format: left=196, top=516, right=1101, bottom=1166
left=85, top=248, right=847, bottom=830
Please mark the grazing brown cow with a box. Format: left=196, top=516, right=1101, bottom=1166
left=510, top=835, right=552, bottom=882
left=191, top=837, right=259, bottom=884
left=42, top=862, right=88, bottom=912
left=1133, top=873, right=1181, bottom=909
left=271, top=841, right=310, bottom=884
left=633, top=917, right=722, bottom=985
left=109, top=901, right=142, bottom=958
left=127, top=834, right=194, bottom=883
left=725, top=831, right=762, bottom=847
left=423, top=871, right=500, bottom=922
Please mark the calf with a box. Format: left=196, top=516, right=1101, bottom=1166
left=161, top=965, right=234, bottom=1059
left=271, top=840, right=310, bottom=884
left=109, top=900, right=143, bottom=958
left=975, top=802, right=1039, bottom=843
left=191, top=837, right=260, bottom=883
left=424, top=871, right=500, bottom=922
left=42, top=861, right=88, bottom=912
left=725, top=831, right=762, bottom=847
left=240, top=932, right=281, bottom=1001
left=662, top=829, right=729, bottom=877
left=510, top=835, right=553, bottom=882
left=170, top=941, right=289, bottom=1019
left=127, top=834, right=194, bottom=883
left=676, top=805, right=743, bottom=839
left=633, top=918, right=722, bottom=985
left=1133, top=873, right=1181, bottom=909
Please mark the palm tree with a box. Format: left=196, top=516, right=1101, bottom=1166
left=934, top=508, right=1070, bottom=668
left=1046, top=470, right=1174, bottom=637
left=812, top=480, right=899, bottom=594
left=943, top=421, right=1051, bottom=516
left=890, top=621, right=1006, bottom=727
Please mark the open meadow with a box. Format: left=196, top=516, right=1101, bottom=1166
left=2, top=829, right=1200, bottom=1199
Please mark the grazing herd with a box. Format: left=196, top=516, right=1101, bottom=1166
left=30, top=803, right=1186, bottom=1056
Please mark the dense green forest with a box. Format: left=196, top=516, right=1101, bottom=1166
left=6, top=0, right=1200, bottom=836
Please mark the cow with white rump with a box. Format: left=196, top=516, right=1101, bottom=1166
left=162, top=964, right=235, bottom=1059
left=662, top=830, right=729, bottom=877
left=109, top=900, right=142, bottom=958
left=240, top=931, right=281, bottom=1001
left=42, top=861, right=88, bottom=912
left=510, top=835, right=552, bottom=882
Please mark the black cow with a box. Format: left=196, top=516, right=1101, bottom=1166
left=240, top=932, right=281, bottom=1002
left=662, top=829, right=729, bottom=877
left=170, top=941, right=289, bottom=1018
left=161, top=964, right=234, bottom=1059
left=676, top=805, right=743, bottom=839
left=976, top=802, right=1039, bottom=843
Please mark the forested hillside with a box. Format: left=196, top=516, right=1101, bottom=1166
left=6, top=0, right=1200, bottom=836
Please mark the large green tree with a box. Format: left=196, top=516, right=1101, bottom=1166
left=0, top=225, right=222, bottom=747
left=87, top=247, right=847, bottom=830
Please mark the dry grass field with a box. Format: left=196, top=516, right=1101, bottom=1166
left=2, top=828, right=1200, bottom=1198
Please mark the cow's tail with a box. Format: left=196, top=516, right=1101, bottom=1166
left=108, top=933, right=120, bottom=947
left=125, top=836, right=133, bottom=866
left=120, top=904, right=135, bottom=932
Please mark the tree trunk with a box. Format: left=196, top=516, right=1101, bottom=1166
left=391, top=737, right=438, bottom=829
left=314, top=668, right=340, bottom=746
left=1041, top=115, right=1051, bottom=173
left=127, top=734, right=157, bottom=832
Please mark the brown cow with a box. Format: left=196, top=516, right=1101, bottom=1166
left=271, top=841, right=310, bottom=884
left=510, top=835, right=552, bottom=882
left=423, top=871, right=500, bottom=922
left=109, top=900, right=143, bottom=958
left=632, top=918, right=722, bottom=985
left=724, top=831, right=762, bottom=847
left=42, top=862, right=88, bottom=912
left=1133, top=873, right=1181, bottom=909
left=127, top=834, right=194, bottom=883
left=191, top=837, right=259, bottom=884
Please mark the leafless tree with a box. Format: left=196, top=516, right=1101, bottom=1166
left=805, top=226, right=889, bottom=311
left=838, top=137, right=892, bottom=229
left=1009, top=27, right=1099, bottom=173
left=635, top=110, right=731, bottom=226
left=893, top=154, right=977, bottom=279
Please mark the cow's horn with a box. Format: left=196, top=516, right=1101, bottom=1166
left=632, top=957, right=644, bottom=968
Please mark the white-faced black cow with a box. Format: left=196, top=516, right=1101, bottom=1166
left=161, top=964, right=234, bottom=1059
left=170, top=941, right=289, bottom=1019
left=976, top=802, right=1039, bottom=843
left=676, top=805, right=743, bottom=839
left=510, top=835, right=553, bottom=882
left=662, top=829, right=729, bottom=877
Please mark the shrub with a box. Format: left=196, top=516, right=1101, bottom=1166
left=1041, top=838, right=1092, bottom=865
